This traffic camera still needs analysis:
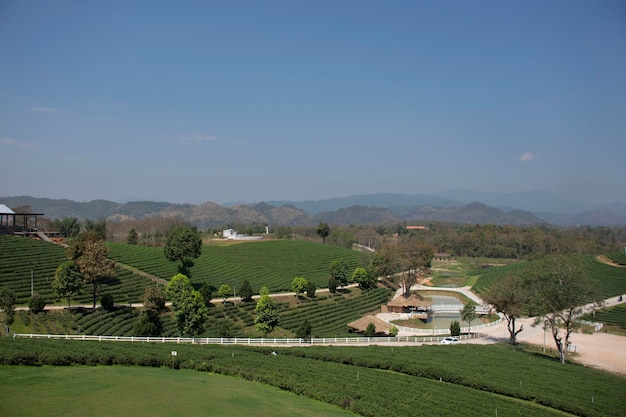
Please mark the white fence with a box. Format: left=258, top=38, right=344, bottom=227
left=429, top=304, right=491, bottom=314
left=14, top=333, right=483, bottom=345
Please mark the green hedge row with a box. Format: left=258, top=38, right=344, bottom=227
left=1, top=339, right=623, bottom=417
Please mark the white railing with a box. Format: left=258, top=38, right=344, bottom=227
left=14, top=333, right=483, bottom=345
left=429, top=304, right=491, bottom=314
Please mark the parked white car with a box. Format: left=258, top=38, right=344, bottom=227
left=440, top=337, right=460, bottom=345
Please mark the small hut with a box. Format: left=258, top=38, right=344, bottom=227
left=347, top=315, right=392, bottom=335
left=386, top=293, right=433, bottom=320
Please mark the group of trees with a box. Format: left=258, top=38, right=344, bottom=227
left=328, top=259, right=377, bottom=292
left=51, top=230, right=115, bottom=311
left=484, top=255, right=601, bottom=364
left=8, top=214, right=614, bottom=353
left=165, top=274, right=208, bottom=336
left=368, top=239, right=434, bottom=296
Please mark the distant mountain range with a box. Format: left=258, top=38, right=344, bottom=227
left=2, top=191, right=625, bottom=228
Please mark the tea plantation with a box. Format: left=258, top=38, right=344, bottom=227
left=1, top=338, right=625, bottom=417
left=471, top=254, right=626, bottom=299
left=108, top=240, right=366, bottom=291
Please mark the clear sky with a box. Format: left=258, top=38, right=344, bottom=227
left=1, top=1, right=624, bottom=205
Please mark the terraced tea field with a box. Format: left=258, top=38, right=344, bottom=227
left=0, top=235, right=157, bottom=305
left=109, top=240, right=366, bottom=291
left=472, top=254, right=626, bottom=299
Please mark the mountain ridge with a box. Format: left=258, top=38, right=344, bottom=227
left=1, top=193, right=625, bottom=227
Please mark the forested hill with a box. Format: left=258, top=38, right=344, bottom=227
left=1, top=195, right=624, bottom=227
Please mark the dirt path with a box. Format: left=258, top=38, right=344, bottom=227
left=462, top=295, right=626, bottom=375
left=597, top=255, right=626, bottom=268
left=115, top=262, right=169, bottom=286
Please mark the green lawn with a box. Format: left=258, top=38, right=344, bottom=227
left=0, top=365, right=357, bottom=417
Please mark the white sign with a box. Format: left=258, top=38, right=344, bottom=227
left=171, top=351, right=177, bottom=356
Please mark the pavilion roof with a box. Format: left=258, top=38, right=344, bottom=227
left=387, top=293, right=432, bottom=308
left=347, top=315, right=392, bottom=333
left=0, top=204, right=15, bottom=214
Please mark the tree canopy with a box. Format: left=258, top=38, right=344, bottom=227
left=164, top=225, right=202, bottom=276
left=68, top=231, right=115, bottom=310
left=352, top=267, right=375, bottom=289
left=239, top=279, right=254, bottom=302
left=52, top=261, right=83, bottom=309
left=0, top=287, right=17, bottom=335
left=316, top=222, right=330, bottom=244
left=291, top=277, right=308, bottom=297
left=483, top=274, right=529, bottom=344
left=329, top=259, right=349, bottom=289
left=529, top=256, right=601, bottom=364
left=255, top=286, right=279, bottom=337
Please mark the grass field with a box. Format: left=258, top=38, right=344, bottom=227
left=0, top=365, right=357, bottom=417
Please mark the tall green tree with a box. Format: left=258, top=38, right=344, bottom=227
left=316, top=222, right=330, bottom=244
left=239, top=279, right=254, bottom=302
left=529, top=256, right=601, bottom=364
left=328, top=276, right=337, bottom=293
left=218, top=284, right=232, bottom=304
left=198, top=282, right=213, bottom=307
left=52, top=261, right=84, bottom=309
left=174, top=290, right=208, bottom=336
left=369, top=245, right=403, bottom=279
left=54, top=217, right=81, bottom=238
left=296, top=318, right=312, bottom=340
left=164, top=225, right=202, bottom=277
left=165, top=273, right=193, bottom=310
left=84, top=219, right=107, bottom=240
left=483, top=274, right=529, bottom=344
left=291, top=277, right=308, bottom=298
left=329, top=259, right=349, bottom=289
left=165, top=274, right=207, bottom=336
left=449, top=320, right=461, bottom=337
left=0, top=287, right=17, bottom=335
left=255, top=286, right=279, bottom=337
left=127, top=228, right=139, bottom=245
left=460, top=300, right=477, bottom=334
left=306, top=281, right=317, bottom=298
left=352, top=267, right=375, bottom=289
left=69, top=231, right=115, bottom=310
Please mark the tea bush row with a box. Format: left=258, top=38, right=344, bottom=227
left=108, top=240, right=365, bottom=292
left=1, top=338, right=623, bottom=417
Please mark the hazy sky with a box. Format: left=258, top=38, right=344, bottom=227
left=1, top=1, right=625, bottom=205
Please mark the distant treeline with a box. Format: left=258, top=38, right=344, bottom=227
left=43, top=214, right=626, bottom=261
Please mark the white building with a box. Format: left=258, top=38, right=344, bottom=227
left=222, top=229, right=263, bottom=241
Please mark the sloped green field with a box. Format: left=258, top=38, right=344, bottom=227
left=109, top=240, right=366, bottom=291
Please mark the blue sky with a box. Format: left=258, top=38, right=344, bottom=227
left=1, top=1, right=625, bottom=205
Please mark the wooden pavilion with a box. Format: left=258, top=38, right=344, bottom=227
left=385, top=293, right=433, bottom=320
left=347, top=315, right=392, bottom=335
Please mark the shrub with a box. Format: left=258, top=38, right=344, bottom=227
left=306, top=281, right=317, bottom=298
left=364, top=322, right=376, bottom=337
left=101, top=294, right=115, bottom=311
left=450, top=320, right=461, bottom=336
left=28, top=293, right=47, bottom=314
left=296, top=318, right=312, bottom=340
left=389, top=325, right=398, bottom=337
left=328, top=276, right=337, bottom=293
